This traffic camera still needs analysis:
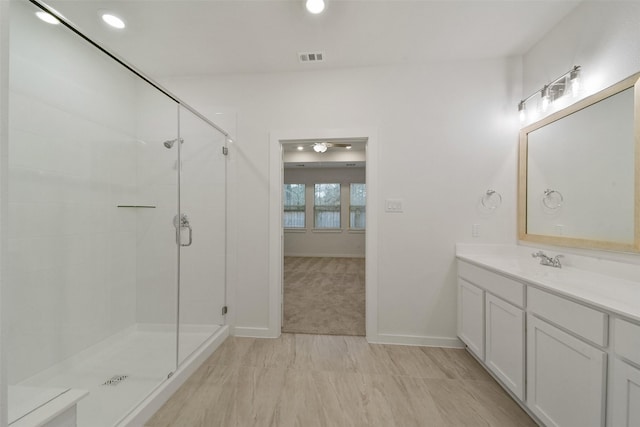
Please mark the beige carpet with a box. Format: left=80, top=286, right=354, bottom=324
left=282, top=257, right=365, bottom=336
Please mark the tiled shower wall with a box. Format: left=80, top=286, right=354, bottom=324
left=6, top=2, right=178, bottom=383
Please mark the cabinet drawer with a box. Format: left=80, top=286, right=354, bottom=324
left=528, top=287, right=608, bottom=347
left=457, top=261, right=524, bottom=307
left=614, top=318, right=640, bottom=366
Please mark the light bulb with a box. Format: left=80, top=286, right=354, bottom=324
left=36, top=11, right=60, bottom=25
left=297, top=146, right=304, bottom=151
left=570, top=67, right=581, bottom=97
left=313, top=142, right=327, bottom=153
left=518, top=101, right=526, bottom=122
left=306, top=0, right=325, bottom=14
left=101, top=13, right=125, bottom=29
left=541, top=86, right=550, bottom=112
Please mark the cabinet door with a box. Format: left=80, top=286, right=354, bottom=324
left=527, top=314, right=606, bottom=427
left=485, top=294, right=524, bottom=400
left=457, top=278, right=484, bottom=360
left=611, top=358, right=640, bottom=427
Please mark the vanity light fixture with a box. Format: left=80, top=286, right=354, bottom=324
left=518, top=65, right=581, bottom=122
left=313, top=142, right=328, bottom=153
left=306, top=0, right=325, bottom=14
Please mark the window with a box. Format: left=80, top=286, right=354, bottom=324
left=284, top=184, right=306, bottom=228
left=314, top=183, right=341, bottom=228
left=350, top=183, right=366, bottom=229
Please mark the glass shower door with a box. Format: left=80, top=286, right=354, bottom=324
left=176, top=106, right=227, bottom=364
left=6, top=1, right=179, bottom=425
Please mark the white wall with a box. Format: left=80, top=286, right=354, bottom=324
left=523, top=1, right=640, bottom=108
left=164, top=57, right=521, bottom=342
left=522, top=0, right=640, bottom=263
left=284, top=167, right=365, bottom=258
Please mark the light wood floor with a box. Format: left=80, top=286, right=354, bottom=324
left=146, top=334, right=536, bottom=427
left=283, top=257, right=365, bottom=336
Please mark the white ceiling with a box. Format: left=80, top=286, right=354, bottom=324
left=42, top=0, right=581, bottom=79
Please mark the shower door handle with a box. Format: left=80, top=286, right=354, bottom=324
left=181, top=224, right=193, bottom=247
left=174, top=214, right=193, bottom=247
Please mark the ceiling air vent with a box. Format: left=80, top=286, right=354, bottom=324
left=298, top=52, right=324, bottom=63
left=346, top=163, right=356, bottom=167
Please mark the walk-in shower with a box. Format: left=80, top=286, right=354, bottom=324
left=3, top=1, right=230, bottom=425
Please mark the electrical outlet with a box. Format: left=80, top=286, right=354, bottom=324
left=472, top=223, right=480, bottom=237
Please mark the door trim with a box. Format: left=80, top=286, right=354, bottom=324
left=269, top=128, right=379, bottom=342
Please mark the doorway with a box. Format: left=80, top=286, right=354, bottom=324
left=268, top=129, right=379, bottom=341
left=281, top=140, right=366, bottom=335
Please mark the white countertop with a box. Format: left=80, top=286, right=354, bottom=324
left=456, top=244, right=640, bottom=323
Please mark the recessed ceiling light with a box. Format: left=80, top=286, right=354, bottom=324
left=101, top=12, right=126, bottom=29
left=36, top=11, right=60, bottom=25
left=297, top=146, right=304, bottom=151
left=306, top=0, right=325, bottom=14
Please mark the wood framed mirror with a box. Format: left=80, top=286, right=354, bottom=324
left=518, top=72, right=640, bottom=252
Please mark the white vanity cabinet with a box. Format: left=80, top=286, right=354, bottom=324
left=611, top=359, right=640, bottom=426
left=526, top=287, right=608, bottom=427
left=485, top=294, right=525, bottom=400
left=456, top=247, right=640, bottom=427
left=610, top=318, right=640, bottom=427
left=457, top=261, right=525, bottom=399
left=457, top=278, right=484, bottom=359
left=527, top=314, right=606, bottom=427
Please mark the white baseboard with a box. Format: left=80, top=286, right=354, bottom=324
left=370, top=333, right=464, bottom=348
left=232, top=326, right=279, bottom=338
left=283, top=253, right=365, bottom=258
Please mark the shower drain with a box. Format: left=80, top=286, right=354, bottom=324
left=101, top=375, right=128, bottom=386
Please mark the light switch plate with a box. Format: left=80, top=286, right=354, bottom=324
left=385, top=199, right=404, bottom=213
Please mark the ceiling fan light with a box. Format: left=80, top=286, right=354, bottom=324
left=313, top=142, right=328, bottom=153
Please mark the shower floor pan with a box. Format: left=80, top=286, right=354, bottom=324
left=11, top=324, right=228, bottom=427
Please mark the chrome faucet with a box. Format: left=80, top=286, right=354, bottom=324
left=532, top=251, right=563, bottom=268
